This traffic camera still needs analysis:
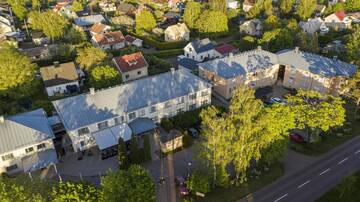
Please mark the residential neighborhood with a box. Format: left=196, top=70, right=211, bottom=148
left=0, top=0, right=360, bottom=201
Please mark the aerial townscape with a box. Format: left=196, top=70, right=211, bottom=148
left=1, top=0, right=360, bottom=201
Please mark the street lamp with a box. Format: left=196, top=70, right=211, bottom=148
left=187, top=162, right=192, bottom=178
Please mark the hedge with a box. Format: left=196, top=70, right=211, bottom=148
left=150, top=49, right=183, bottom=58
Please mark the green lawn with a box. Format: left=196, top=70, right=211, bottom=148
left=194, top=162, right=284, bottom=202
left=316, top=171, right=360, bottom=202
left=290, top=100, right=360, bottom=156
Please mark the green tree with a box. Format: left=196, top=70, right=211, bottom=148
left=345, top=0, right=360, bottom=11
left=272, top=28, right=294, bottom=51
left=286, top=90, right=346, bottom=142
left=343, top=70, right=360, bottom=114
left=246, top=0, right=263, bottom=19
left=0, top=45, right=37, bottom=99
left=31, top=0, right=40, bottom=11
left=102, top=165, right=155, bottom=202
left=135, top=10, right=156, bottom=35
left=227, top=9, right=239, bottom=20
left=76, top=46, right=107, bottom=70
left=7, top=0, right=27, bottom=20
left=209, top=0, right=226, bottom=13
left=183, top=1, right=202, bottom=29
left=71, top=0, right=84, bottom=12
left=64, top=26, right=87, bottom=44
left=296, top=0, right=317, bottom=20
left=29, top=11, right=69, bottom=41
left=51, top=181, right=100, bottom=202
left=259, top=28, right=281, bottom=49
left=143, top=134, right=151, bottom=161
left=279, top=0, right=295, bottom=15
left=196, top=10, right=228, bottom=34
left=89, top=65, right=121, bottom=89
left=346, top=25, right=360, bottom=65
left=263, top=0, right=273, bottom=16
left=118, top=137, right=129, bottom=170
left=187, top=171, right=211, bottom=194
left=263, top=15, right=280, bottom=31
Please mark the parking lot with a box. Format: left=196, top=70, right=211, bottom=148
left=255, top=82, right=296, bottom=101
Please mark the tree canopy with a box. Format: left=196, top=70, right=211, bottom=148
left=76, top=46, right=107, bottom=70
left=7, top=0, right=27, bottom=20
left=296, top=0, right=317, bottom=20
left=346, top=25, right=360, bottom=65
left=51, top=181, right=100, bottom=202
left=102, top=165, right=155, bottom=202
left=71, top=0, right=84, bottom=12
left=209, top=0, right=226, bottom=13
left=29, top=11, right=69, bottom=41
left=135, top=10, right=156, bottom=35
left=89, top=65, right=121, bottom=89
left=196, top=10, right=228, bottom=34
left=279, top=0, right=295, bottom=15
left=0, top=45, right=37, bottom=99
left=183, top=1, right=202, bottom=29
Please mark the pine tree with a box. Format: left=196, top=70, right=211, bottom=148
left=118, top=138, right=129, bottom=170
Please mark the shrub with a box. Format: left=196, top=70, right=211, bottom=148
left=160, top=118, right=174, bottom=132
left=187, top=171, right=211, bottom=195
left=150, top=49, right=183, bottom=58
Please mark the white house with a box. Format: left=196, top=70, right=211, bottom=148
left=239, top=19, right=262, bottom=36
left=164, top=23, right=190, bottom=42
left=89, top=22, right=111, bottom=36
left=0, top=16, right=13, bottom=34
left=324, top=11, right=352, bottom=30
left=243, top=0, right=255, bottom=12
left=227, top=0, right=239, bottom=9
left=183, top=38, right=217, bottom=62
left=74, top=14, right=106, bottom=30
left=0, top=109, right=57, bottom=174
left=52, top=68, right=212, bottom=153
left=99, top=1, right=117, bottom=12
left=299, top=17, right=325, bottom=34
left=40, top=62, right=80, bottom=96
left=91, top=31, right=126, bottom=50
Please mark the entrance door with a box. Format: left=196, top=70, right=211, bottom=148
left=277, top=65, right=286, bottom=82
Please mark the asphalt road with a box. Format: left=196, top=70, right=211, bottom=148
left=242, top=136, right=360, bottom=202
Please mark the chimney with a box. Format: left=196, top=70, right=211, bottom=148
left=294, top=47, right=299, bottom=53
left=0, top=116, right=4, bottom=123
left=53, top=61, right=60, bottom=67
left=257, top=46, right=262, bottom=51
left=170, top=67, right=175, bottom=75
left=333, top=55, right=338, bottom=60
left=90, top=87, right=95, bottom=95
left=229, top=52, right=233, bottom=57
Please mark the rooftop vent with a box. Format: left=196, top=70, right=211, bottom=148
left=90, top=87, right=95, bottom=95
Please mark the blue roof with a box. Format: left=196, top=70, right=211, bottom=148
left=74, top=14, right=105, bottom=26
left=277, top=49, right=357, bottom=78
left=178, top=57, right=199, bottom=71
left=191, top=38, right=216, bottom=54
left=198, top=49, right=279, bottom=79
left=128, top=118, right=157, bottom=136
left=52, top=69, right=212, bottom=131
left=0, top=109, right=54, bottom=154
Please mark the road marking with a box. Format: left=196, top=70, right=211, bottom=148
left=338, top=157, right=348, bottom=165
left=297, top=180, right=310, bottom=189
left=319, top=168, right=331, bottom=176
left=355, top=150, right=360, bottom=154
left=274, top=194, right=288, bottom=202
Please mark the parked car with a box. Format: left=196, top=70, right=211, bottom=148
left=175, top=176, right=186, bottom=186
left=179, top=185, right=190, bottom=196
left=289, top=132, right=305, bottom=144
left=187, top=127, right=199, bottom=138
left=142, top=43, right=151, bottom=49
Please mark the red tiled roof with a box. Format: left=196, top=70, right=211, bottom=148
left=94, top=31, right=125, bottom=45
left=335, top=11, right=346, bottom=21
left=90, top=23, right=109, bottom=34
left=215, top=44, right=238, bottom=55
left=113, top=52, right=148, bottom=73
left=125, top=35, right=136, bottom=43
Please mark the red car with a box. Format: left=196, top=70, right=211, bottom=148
left=289, top=133, right=305, bottom=144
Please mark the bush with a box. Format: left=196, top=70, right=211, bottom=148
left=150, top=49, right=183, bottom=58
left=182, top=131, right=194, bottom=148
left=160, top=118, right=174, bottom=132
left=187, top=171, right=211, bottom=195
left=142, top=134, right=152, bottom=161
left=129, top=32, right=186, bottom=50
left=170, top=108, right=203, bottom=130
left=145, top=55, right=172, bottom=75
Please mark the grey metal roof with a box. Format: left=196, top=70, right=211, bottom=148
left=52, top=69, right=212, bottom=131
left=74, top=14, right=105, bottom=26
left=0, top=109, right=55, bottom=154
left=128, top=118, right=157, bottom=136
left=178, top=57, right=199, bottom=70
left=198, top=49, right=278, bottom=79
left=190, top=38, right=216, bottom=54
left=277, top=49, right=357, bottom=78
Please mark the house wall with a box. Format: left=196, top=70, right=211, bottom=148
left=160, top=136, right=183, bottom=153
left=165, top=31, right=190, bottom=42
left=46, top=81, right=79, bottom=97
left=92, top=40, right=126, bottom=51
left=0, top=139, right=55, bottom=174
left=121, top=66, right=148, bottom=82
left=183, top=44, right=217, bottom=62
left=67, top=88, right=212, bottom=152
left=243, top=4, right=253, bottom=12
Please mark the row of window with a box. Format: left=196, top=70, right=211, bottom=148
left=1, top=143, right=47, bottom=162
left=124, top=70, right=143, bottom=79
left=77, top=91, right=210, bottom=135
